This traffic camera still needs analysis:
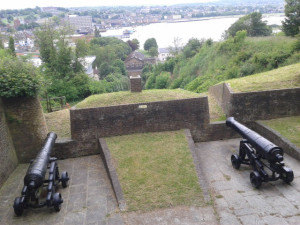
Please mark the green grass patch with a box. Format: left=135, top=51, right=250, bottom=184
left=76, top=89, right=201, bottom=109
left=261, top=116, right=300, bottom=148
left=225, top=63, right=300, bottom=92
left=44, top=109, right=71, bottom=138
left=105, top=130, right=203, bottom=212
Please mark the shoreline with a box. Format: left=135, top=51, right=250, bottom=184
left=106, top=13, right=285, bottom=30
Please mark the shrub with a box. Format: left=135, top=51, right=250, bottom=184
left=0, top=58, right=41, bottom=98
left=155, top=72, right=170, bottom=89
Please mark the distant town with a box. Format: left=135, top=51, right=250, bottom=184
left=0, top=2, right=285, bottom=77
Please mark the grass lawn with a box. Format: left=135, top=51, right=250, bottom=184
left=105, top=130, right=203, bottom=212
left=225, top=63, right=300, bottom=93
left=76, top=89, right=201, bottom=109
left=261, top=116, right=300, bottom=148
left=44, top=109, right=71, bottom=138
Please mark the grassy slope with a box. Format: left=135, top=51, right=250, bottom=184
left=76, top=89, right=201, bottom=109
left=171, top=36, right=299, bottom=93
left=44, top=109, right=71, bottom=138
left=261, top=116, right=300, bottom=147
left=226, top=63, right=300, bottom=92
left=106, top=130, right=203, bottom=212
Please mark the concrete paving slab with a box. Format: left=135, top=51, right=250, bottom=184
left=195, top=139, right=300, bottom=225
left=0, top=155, right=123, bottom=225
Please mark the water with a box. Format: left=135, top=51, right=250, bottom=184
left=102, top=13, right=285, bottom=48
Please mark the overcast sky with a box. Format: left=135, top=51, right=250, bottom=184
left=0, top=0, right=217, bottom=10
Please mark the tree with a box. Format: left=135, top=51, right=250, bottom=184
left=183, top=38, right=204, bottom=58
left=0, top=57, right=41, bottom=98
left=94, top=27, right=101, bottom=37
left=127, top=39, right=139, bottom=51
left=9, top=36, right=16, bottom=56
left=282, top=0, right=300, bottom=36
left=225, top=12, right=272, bottom=38
left=144, top=38, right=158, bottom=51
left=149, top=46, right=158, bottom=57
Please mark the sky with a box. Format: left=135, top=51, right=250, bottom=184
left=0, top=0, right=217, bottom=10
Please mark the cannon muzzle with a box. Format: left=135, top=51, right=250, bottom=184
left=226, top=117, right=283, bottom=163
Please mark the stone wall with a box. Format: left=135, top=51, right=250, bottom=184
left=71, top=97, right=210, bottom=142
left=0, top=99, right=18, bottom=187
left=209, top=84, right=300, bottom=121
left=2, top=97, right=48, bottom=163
left=250, top=121, right=300, bottom=160
left=130, top=76, right=142, bottom=92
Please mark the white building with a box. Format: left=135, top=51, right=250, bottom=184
left=158, top=48, right=172, bottom=62
left=82, top=56, right=98, bottom=80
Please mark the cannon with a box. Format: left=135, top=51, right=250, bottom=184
left=13, top=132, right=69, bottom=216
left=226, top=117, right=294, bottom=188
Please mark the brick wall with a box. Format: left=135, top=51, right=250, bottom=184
left=71, top=97, right=210, bottom=142
left=209, top=84, right=300, bottom=121
left=2, top=97, right=48, bottom=163
left=0, top=99, right=18, bottom=187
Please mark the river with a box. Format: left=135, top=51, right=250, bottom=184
left=102, top=13, right=285, bottom=48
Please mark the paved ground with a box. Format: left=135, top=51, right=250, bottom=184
left=1, top=139, right=299, bottom=225
left=196, top=139, right=300, bottom=225
left=0, top=155, right=123, bottom=225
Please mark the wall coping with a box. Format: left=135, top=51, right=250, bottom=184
left=71, top=96, right=207, bottom=111
left=224, top=82, right=300, bottom=95
left=98, top=138, right=127, bottom=211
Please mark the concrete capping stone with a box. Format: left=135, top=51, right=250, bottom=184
left=251, top=121, right=300, bottom=161
left=98, top=138, right=127, bottom=211
left=184, top=129, right=211, bottom=203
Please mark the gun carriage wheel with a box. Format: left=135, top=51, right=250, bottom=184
left=281, top=166, right=294, bottom=183
left=53, top=193, right=63, bottom=212
left=231, top=154, right=241, bottom=169
left=13, top=197, right=24, bottom=216
left=61, top=171, right=69, bottom=188
left=250, top=171, right=262, bottom=188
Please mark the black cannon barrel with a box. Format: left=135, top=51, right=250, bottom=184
left=24, top=132, right=57, bottom=189
left=226, top=117, right=283, bottom=162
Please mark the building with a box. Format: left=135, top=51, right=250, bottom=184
left=82, top=56, right=98, bottom=80
left=158, top=48, right=172, bottom=62
left=125, top=51, right=156, bottom=77
left=67, top=15, right=93, bottom=34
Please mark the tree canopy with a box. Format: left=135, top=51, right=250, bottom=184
left=282, top=0, right=300, bottom=36
left=0, top=54, right=41, bottom=98
left=225, top=12, right=272, bottom=38
left=144, top=38, right=158, bottom=51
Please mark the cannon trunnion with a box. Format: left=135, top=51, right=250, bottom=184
left=13, top=132, right=70, bottom=216
left=226, top=117, right=294, bottom=188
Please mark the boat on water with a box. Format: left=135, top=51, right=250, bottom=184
left=123, top=29, right=135, bottom=35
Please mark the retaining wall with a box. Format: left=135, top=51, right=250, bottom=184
left=70, top=97, right=210, bottom=142
left=2, top=97, right=48, bottom=163
left=0, top=99, right=18, bottom=187
left=209, top=83, right=300, bottom=121
left=251, top=121, right=300, bottom=160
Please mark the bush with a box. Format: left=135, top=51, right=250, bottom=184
left=0, top=57, right=41, bottom=98
left=155, top=72, right=170, bottom=89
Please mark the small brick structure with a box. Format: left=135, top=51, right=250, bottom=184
left=130, top=75, right=142, bottom=92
